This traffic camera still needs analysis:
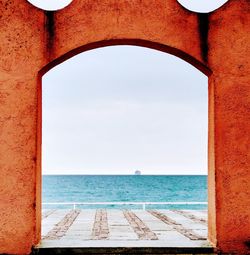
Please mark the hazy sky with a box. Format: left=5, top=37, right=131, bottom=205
left=42, top=46, right=208, bottom=175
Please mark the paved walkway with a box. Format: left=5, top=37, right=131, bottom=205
left=40, top=209, right=210, bottom=248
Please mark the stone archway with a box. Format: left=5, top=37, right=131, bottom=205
left=0, top=1, right=249, bottom=254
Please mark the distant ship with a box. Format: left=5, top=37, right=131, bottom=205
left=134, top=170, right=141, bottom=175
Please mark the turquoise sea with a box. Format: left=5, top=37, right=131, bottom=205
left=42, top=175, right=207, bottom=210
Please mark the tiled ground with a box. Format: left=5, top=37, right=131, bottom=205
left=40, top=209, right=210, bottom=248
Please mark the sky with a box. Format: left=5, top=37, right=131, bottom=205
left=42, top=46, right=208, bottom=175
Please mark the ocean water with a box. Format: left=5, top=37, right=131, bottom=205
left=42, top=175, right=207, bottom=210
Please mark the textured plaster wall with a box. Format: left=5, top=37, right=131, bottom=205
left=0, top=0, right=249, bottom=254
left=0, top=0, right=45, bottom=253
left=208, top=1, right=250, bottom=252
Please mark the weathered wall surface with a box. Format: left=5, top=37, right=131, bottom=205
left=208, top=1, right=250, bottom=253
left=47, top=0, right=205, bottom=65
left=0, top=0, right=249, bottom=254
left=0, top=0, right=45, bottom=253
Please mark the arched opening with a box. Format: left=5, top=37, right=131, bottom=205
left=37, top=40, right=213, bottom=250
left=1, top=0, right=249, bottom=253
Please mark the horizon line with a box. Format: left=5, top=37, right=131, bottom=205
left=42, top=173, right=208, bottom=176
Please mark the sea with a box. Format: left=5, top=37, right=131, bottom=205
left=42, top=175, right=207, bottom=210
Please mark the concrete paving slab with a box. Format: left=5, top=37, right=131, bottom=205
left=39, top=239, right=211, bottom=248
left=42, top=210, right=69, bottom=237
left=159, top=210, right=207, bottom=230
left=183, top=210, right=208, bottom=220
left=133, top=210, right=173, bottom=231
left=41, top=209, right=209, bottom=248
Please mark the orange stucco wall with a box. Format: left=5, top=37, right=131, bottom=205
left=208, top=2, right=250, bottom=252
left=0, top=0, right=249, bottom=254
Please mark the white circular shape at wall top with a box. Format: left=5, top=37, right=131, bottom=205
left=28, top=0, right=229, bottom=13
left=27, top=0, right=73, bottom=11
left=177, top=0, right=229, bottom=13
